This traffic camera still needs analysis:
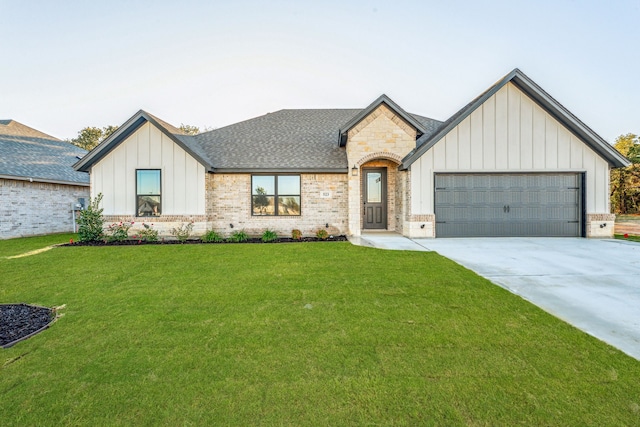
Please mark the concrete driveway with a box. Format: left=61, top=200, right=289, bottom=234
left=413, top=237, right=640, bottom=360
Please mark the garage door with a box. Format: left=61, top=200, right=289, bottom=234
left=435, top=173, right=583, bottom=237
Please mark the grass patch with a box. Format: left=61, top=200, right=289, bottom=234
left=1, top=237, right=639, bottom=425
left=0, top=233, right=75, bottom=258
left=615, top=234, right=640, bottom=242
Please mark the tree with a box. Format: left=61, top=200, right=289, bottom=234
left=179, top=124, right=200, bottom=135
left=68, top=125, right=119, bottom=151
left=253, top=186, right=269, bottom=214
left=610, top=133, right=640, bottom=214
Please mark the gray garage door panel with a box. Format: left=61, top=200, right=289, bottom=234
left=435, top=173, right=582, bottom=237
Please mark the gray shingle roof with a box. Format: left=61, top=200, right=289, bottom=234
left=195, top=109, right=442, bottom=171
left=0, top=120, right=89, bottom=185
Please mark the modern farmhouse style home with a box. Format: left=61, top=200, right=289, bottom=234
left=73, top=69, right=629, bottom=238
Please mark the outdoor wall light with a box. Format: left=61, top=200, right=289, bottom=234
left=351, top=165, right=358, bottom=176
left=420, top=224, right=425, bottom=229
left=600, top=223, right=607, bottom=228
left=229, top=223, right=234, bottom=228
left=326, top=223, right=329, bottom=228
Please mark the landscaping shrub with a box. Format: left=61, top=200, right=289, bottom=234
left=137, top=223, right=159, bottom=242
left=261, top=229, right=278, bottom=243
left=227, top=230, right=249, bottom=243
left=170, top=222, right=194, bottom=242
left=202, top=229, right=224, bottom=243
left=291, top=229, right=302, bottom=240
left=105, top=222, right=132, bottom=242
left=316, top=228, right=328, bottom=240
left=77, top=193, right=104, bottom=242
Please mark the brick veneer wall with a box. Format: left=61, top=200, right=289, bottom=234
left=0, top=178, right=89, bottom=239
left=207, top=173, right=348, bottom=237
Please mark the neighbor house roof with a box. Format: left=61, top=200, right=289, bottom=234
left=0, top=120, right=89, bottom=185
left=401, top=68, right=630, bottom=169
left=74, top=105, right=442, bottom=173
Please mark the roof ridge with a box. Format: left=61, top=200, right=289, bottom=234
left=0, top=120, right=61, bottom=141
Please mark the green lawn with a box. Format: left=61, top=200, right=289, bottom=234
left=1, top=236, right=639, bottom=426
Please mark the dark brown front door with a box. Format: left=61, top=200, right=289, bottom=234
left=363, top=168, right=387, bottom=229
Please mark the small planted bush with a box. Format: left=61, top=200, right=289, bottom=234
left=170, top=222, right=194, bottom=243
left=261, top=229, right=278, bottom=243
left=227, top=230, right=249, bottom=243
left=202, top=229, right=224, bottom=243
left=291, top=229, right=302, bottom=240
left=316, top=229, right=328, bottom=240
left=77, top=193, right=104, bottom=242
left=106, top=222, right=132, bottom=242
left=137, top=223, right=159, bottom=242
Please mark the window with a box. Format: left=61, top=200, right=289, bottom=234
left=136, top=169, right=161, bottom=216
left=252, top=175, right=300, bottom=216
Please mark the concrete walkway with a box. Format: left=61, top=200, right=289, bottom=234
left=351, top=233, right=640, bottom=361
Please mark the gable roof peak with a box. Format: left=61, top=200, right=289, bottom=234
left=338, top=94, right=428, bottom=146
left=73, top=109, right=212, bottom=172
left=401, top=68, right=630, bottom=169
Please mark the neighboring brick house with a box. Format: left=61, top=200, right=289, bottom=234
left=74, top=69, right=629, bottom=238
left=0, top=120, right=89, bottom=239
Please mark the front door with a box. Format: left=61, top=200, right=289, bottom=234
left=363, top=168, right=387, bottom=229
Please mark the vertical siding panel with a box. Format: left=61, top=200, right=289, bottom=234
left=532, top=105, right=546, bottom=169
left=583, top=149, right=597, bottom=212
left=137, top=123, right=150, bottom=167
left=172, top=142, right=187, bottom=214
left=570, top=135, right=583, bottom=169
left=184, top=157, right=198, bottom=213
left=458, top=117, right=471, bottom=169
left=595, top=156, right=605, bottom=212
left=161, top=133, right=175, bottom=214
left=92, top=165, right=102, bottom=203
left=198, top=167, right=206, bottom=214
left=125, top=130, right=138, bottom=214
left=557, top=128, right=571, bottom=169
left=411, top=160, right=422, bottom=213
left=507, top=84, right=521, bottom=169
left=483, top=96, right=496, bottom=169
left=149, top=125, right=163, bottom=166
left=102, top=154, right=115, bottom=215
left=470, top=109, right=483, bottom=169
left=427, top=152, right=435, bottom=213
left=113, top=144, right=127, bottom=214
left=520, top=95, right=533, bottom=169
left=432, top=138, right=446, bottom=170
left=495, top=86, right=509, bottom=169
left=545, top=117, right=558, bottom=169
left=445, top=130, right=458, bottom=169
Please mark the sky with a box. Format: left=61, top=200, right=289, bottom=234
left=1, top=0, right=638, bottom=143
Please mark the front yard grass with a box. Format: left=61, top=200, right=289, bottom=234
left=1, top=236, right=639, bottom=425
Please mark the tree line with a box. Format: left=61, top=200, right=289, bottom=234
left=67, top=123, right=202, bottom=151
left=611, top=133, right=640, bottom=214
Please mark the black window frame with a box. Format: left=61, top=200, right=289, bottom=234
left=251, top=174, right=301, bottom=216
left=136, top=169, right=162, bottom=217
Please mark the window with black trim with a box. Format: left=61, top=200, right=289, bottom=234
left=136, top=169, right=161, bottom=216
left=252, top=175, right=300, bottom=216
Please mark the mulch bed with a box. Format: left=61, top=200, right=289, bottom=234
left=0, top=304, right=55, bottom=348
left=64, top=236, right=349, bottom=246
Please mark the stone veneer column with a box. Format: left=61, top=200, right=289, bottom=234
left=344, top=104, right=418, bottom=236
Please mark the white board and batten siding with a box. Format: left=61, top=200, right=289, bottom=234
left=91, top=122, right=206, bottom=215
left=410, top=82, right=610, bottom=215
